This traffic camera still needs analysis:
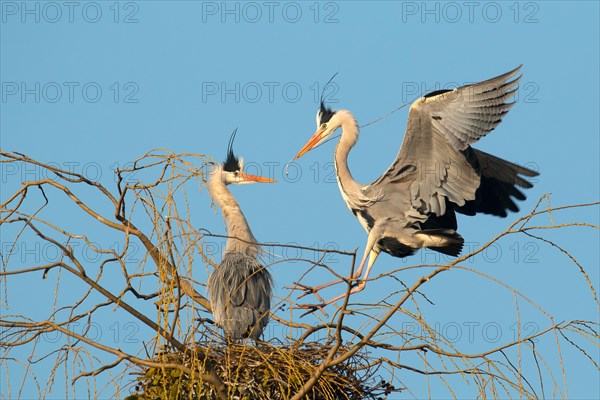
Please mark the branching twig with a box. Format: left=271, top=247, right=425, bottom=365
left=1, top=150, right=597, bottom=400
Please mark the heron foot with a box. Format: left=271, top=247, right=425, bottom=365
left=351, top=279, right=364, bottom=288
left=285, top=282, right=313, bottom=292
left=285, top=282, right=325, bottom=301
left=287, top=275, right=359, bottom=299
left=294, top=303, right=328, bottom=317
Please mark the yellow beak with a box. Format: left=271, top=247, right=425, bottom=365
left=293, top=127, right=326, bottom=160
left=240, top=173, right=276, bottom=183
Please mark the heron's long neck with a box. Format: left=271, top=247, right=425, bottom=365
left=209, top=175, right=259, bottom=258
left=334, top=112, right=363, bottom=199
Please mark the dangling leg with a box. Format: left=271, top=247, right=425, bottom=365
left=311, top=247, right=380, bottom=308
left=351, top=232, right=380, bottom=279
left=289, top=232, right=376, bottom=299
left=290, top=227, right=380, bottom=299
left=297, top=228, right=382, bottom=310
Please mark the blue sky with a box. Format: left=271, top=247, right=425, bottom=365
left=1, top=1, right=599, bottom=398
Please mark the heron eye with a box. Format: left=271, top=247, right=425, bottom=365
left=321, top=123, right=327, bottom=129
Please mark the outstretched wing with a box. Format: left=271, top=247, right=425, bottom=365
left=420, top=65, right=522, bottom=151
left=366, top=66, right=531, bottom=218
left=457, top=148, right=539, bottom=217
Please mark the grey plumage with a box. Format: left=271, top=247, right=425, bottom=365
left=207, top=135, right=274, bottom=340
left=367, top=66, right=532, bottom=222
left=207, top=251, right=272, bottom=340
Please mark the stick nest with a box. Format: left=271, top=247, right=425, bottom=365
left=126, top=341, right=400, bottom=399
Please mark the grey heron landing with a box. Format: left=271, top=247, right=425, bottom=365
left=291, top=66, right=538, bottom=310
left=207, top=130, right=275, bottom=340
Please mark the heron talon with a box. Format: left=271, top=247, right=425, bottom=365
left=293, top=303, right=328, bottom=317
left=297, top=288, right=324, bottom=302
left=286, top=283, right=325, bottom=301
left=285, top=282, right=312, bottom=292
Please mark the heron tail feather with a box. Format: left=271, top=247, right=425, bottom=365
left=415, top=229, right=464, bottom=257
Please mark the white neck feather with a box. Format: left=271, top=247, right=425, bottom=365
left=208, top=171, right=259, bottom=258
left=333, top=110, right=381, bottom=209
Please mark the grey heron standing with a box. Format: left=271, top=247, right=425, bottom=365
left=207, top=130, right=275, bottom=340
left=291, top=66, right=538, bottom=308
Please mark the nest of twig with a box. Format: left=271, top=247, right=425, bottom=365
left=126, top=341, right=399, bottom=400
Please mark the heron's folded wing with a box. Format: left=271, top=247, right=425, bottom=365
left=242, top=258, right=273, bottom=314
left=220, top=255, right=271, bottom=310
left=215, top=254, right=248, bottom=307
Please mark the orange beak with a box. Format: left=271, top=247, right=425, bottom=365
left=240, top=173, right=276, bottom=183
left=293, top=127, right=327, bottom=160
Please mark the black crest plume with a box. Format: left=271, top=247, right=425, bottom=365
left=319, top=73, right=338, bottom=124
left=223, top=128, right=240, bottom=172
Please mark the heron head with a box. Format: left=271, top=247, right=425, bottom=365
left=219, top=129, right=276, bottom=185
left=293, top=101, right=340, bottom=160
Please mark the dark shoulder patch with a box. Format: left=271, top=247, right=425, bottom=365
left=359, top=210, right=375, bottom=229
left=352, top=209, right=375, bottom=230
